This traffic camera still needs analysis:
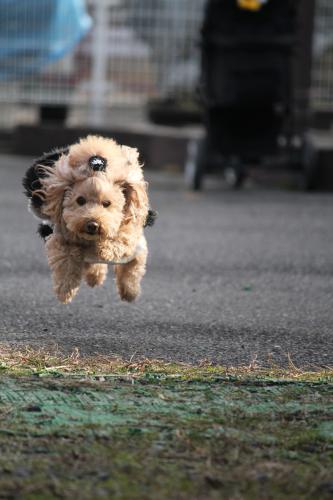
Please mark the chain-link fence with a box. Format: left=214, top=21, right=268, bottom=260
left=0, top=0, right=205, bottom=128
left=0, top=0, right=332, bottom=130
left=311, top=0, right=333, bottom=110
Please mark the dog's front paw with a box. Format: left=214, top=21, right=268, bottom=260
left=84, top=263, right=108, bottom=287
left=117, top=282, right=141, bottom=302
left=54, top=283, right=79, bottom=304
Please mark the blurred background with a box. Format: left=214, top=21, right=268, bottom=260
left=0, top=0, right=333, bottom=189
left=1, top=1, right=333, bottom=366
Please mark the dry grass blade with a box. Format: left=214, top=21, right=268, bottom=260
left=0, top=343, right=332, bottom=381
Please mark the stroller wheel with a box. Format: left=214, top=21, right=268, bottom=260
left=223, top=159, right=246, bottom=189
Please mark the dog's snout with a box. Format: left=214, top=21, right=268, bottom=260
left=85, top=220, right=99, bottom=235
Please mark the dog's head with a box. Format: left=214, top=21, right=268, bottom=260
left=34, top=135, right=148, bottom=240
left=61, top=176, right=126, bottom=240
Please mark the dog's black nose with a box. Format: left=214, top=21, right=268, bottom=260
left=85, top=221, right=99, bottom=234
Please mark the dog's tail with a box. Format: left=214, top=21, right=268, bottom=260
left=37, top=223, right=53, bottom=241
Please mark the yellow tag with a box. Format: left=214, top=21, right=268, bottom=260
left=237, top=0, right=263, bottom=11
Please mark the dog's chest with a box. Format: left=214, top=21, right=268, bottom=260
left=82, top=236, right=146, bottom=266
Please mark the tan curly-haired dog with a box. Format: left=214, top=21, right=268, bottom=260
left=23, top=135, right=156, bottom=304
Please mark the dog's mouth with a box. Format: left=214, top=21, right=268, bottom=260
left=80, top=232, right=101, bottom=241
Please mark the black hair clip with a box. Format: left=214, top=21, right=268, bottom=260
left=144, top=209, right=158, bottom=227
left=88, top=155, right=107, bottom=172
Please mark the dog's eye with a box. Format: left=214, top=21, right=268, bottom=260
left=76, top=196, right=86, bottom=206
left=102, top=200, right=111, bottom=208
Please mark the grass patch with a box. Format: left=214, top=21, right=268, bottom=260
left=0, top=344, right=332, bottom=382
left=0, top=345, right=332, bottom=499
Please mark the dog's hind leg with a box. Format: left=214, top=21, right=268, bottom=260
left=114, top=243, right=148, bottom=302
left=46, top=234, right=83, bottom=304
left=83, top=263, right=108, bottom=287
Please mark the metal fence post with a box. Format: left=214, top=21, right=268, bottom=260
left=90, top=0, right=109, bottom=126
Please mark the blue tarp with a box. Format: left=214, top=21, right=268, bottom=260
left=0, top=0, right=91, bottom=80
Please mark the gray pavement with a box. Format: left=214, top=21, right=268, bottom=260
left=1, top=154, right=332, bottom=367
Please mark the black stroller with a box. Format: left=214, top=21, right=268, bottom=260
left=186, top=0, right=317, bottom=189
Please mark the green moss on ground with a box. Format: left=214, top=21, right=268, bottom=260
left=0, top=374, right=332, bottom=499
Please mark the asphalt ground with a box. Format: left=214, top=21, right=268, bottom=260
left=0, top=154, right=332, bottom=367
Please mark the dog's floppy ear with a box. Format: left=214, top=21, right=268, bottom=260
left=33, top=156, right=77, bottom=224
left=121, top=180, right=149, bottom=226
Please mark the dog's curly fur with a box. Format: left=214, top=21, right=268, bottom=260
left=23, top=135, right=154, bottom=304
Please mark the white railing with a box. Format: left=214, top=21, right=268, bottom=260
left=0, top=0, right=205, bottom=127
